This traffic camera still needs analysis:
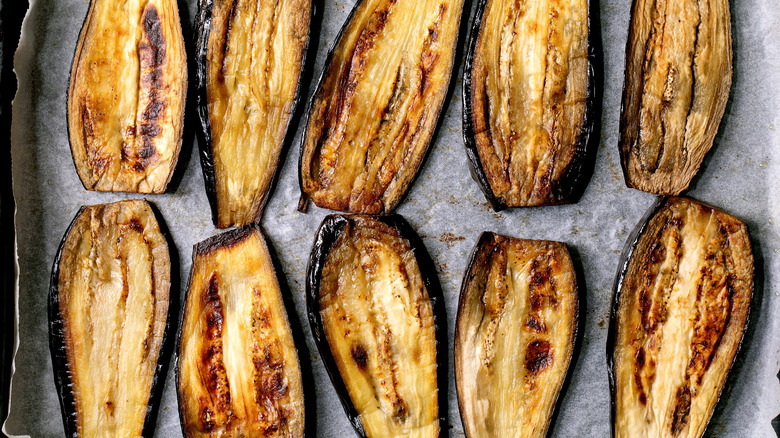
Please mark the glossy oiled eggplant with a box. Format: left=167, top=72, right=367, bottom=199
left=177, top=226, right=304, bottom=437
left=49, top=200, right=171, bottom=437
left=307, top=215, right=446, bottom=437
left=196, top=0, right=312, bottom=228
left=299, top=0, right=465, bottom=214
left=67, top=0, right=187, bottom=193
left=619, top=0, right=732, bottom=195
left=463, top=0, right=601, bottom=210
left=608, top=197, right=753, bottom=437
left=455, top=232, right=578, bottom=438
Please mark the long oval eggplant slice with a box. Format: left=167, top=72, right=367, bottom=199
left=307, top=215, right=446, bottom=437
left=608, top=197, right=753, bottom=437
left=463, top=0, right=600, bottom=210
left=49, top=200, right=171, bottom=437
left=67, top=0, right=187, bottom=193
left=196, top=0, right=312, bottom=228
left=618, top=0, right=732, bottom=195
left=177, top=226, right=304, bottom=437
left=298, top=0, right=465, bottom=214
left=455, top=232, right=578, bottom=438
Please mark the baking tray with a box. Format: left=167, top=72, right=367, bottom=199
left=4, top=0, right=780, bottom=436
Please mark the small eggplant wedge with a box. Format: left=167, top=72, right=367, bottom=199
left=177, top=226, right=304, bottom=437
left=455, top=232, right=578, bottom=438
left=307, top=214, right=446, bottom=437
left=67, top=0, right=187, bottom=193
left=608, top=197, right=753, bottom=438
left=618, top=0, right=732, bottom=195
left=49, top=200, right=171, bottom=437
left=462, top=0, right=601, bottom=210
left=196, top=0, right=312, bottom=228
left=299, top=0, right=466, bottom=214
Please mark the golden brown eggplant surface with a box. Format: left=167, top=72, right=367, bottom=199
left=455, top=233, right=577, bottom=438
left=300, top=0, right=464, bottom=214
left=204, top=0, right=311, bottom=228
left=612, top=197, right=752, bottom=437
left=68, top=0, right=187, bottom=193
left=178, top=227, right=304, bottom=437
left=619, top=0, right=731, bottom=195
left=319, top=216, right=439, bottom=437
left=52, top=200, right=170, bottom=437
left=467, top=0, right=590, bottom=207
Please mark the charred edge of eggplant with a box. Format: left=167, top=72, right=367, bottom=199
left=195, top=0, right=315, bottom=225
left=305, top=214, right=448, bottom=436
left=66, top=2, right=95, bottom=193
left=605, top=197, right=755, bottom=438
left=297, top=0, right=466, bottom=215
left=48, top=202, right=174, bottom=438
left=461, top=0, right=602, bottom=211
left=48, top=206, right=86, bottom=438
left=453, top=232, right=582, bottom=438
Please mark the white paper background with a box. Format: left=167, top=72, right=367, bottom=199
left=4, top=0, right=780, bottom=436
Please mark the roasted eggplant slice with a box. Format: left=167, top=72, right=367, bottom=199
left=177, top=226, right=304, bottom=437
left=618, top=0, right=732, bottom=195
left=196, top=0, right=312, bottom=228
left=307, top=215, right=446, bottom=437
left=455, top=232, right=578, bottom=438
left=299, top=0, right=465, bottom=214
left=463, top=0, right=600, bottom=210
left=608, top=197, right=753, bottom=437
left=67, top=0, right=187, bottom=193
left=49, top=200, right=171, bottom=437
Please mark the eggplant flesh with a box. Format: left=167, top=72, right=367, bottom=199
left=610, top=197, right=752, bottom=438
left=299, top=0, right=464, bottom=214
left=178, top=226, right=304, bottom=437
left=49, top=200, right=171, bottom=437
left=455, top=232, right=578, bottom=438
left=465, top=0, right=592, bottom=208
left=199, top=0, right=311, bottom=228
left=309, top=215, right=441, bottom=437
left=619, top=0, right=732, bottom=195
left=68, top=0, right=187, bottom=193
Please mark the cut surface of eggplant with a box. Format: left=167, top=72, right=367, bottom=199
left=68, top=0, right=187, bottom=193
left=197, top=0, right=312, bottom=228
left=178, top=226, right=304, bottom=437
left=307, top=215, right=444, bottom=437
left=463, top=0, right=598, bottom=209
left=455, top=232, right=578, bottom=438
left=618, top=0, right=731, bottom=195
left=299, top=0, right=465, bottom=214
left=609, top=197, right=753, bottom=438
left=49, top=200, right=171, bottom=437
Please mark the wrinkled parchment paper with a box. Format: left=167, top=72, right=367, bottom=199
left=4, top=0, right=780, bottom=436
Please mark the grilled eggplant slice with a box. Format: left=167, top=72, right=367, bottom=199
left=463, top=0, right=600, bottom=210
left=618, top=0, right=732, bottom=195
left=307, top=215, right=446, bottom=437
left=177, top=226, right=304, bottom=437
left=196, top=0, right=312, bottom=228
left=455, top=232, right=578, bottom=438
left=49, top=200, right=171, bottom=437
left=299, top=0, right=465, bottom=214
left=608, top=197, right=753, bottom=437
left=67, top=0, right=187, bottom=193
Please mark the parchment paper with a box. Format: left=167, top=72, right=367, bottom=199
left=4, top=0, right=780, bottom=436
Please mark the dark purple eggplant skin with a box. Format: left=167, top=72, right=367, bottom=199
left=605, top=196, right=754, bottom=438
left=455, top=231, right=584, bottom=438
left=194, top=0, right=315, bottom=226
left=48, top=204, right=175, bottom=438
left=296, top=0, right=465, bottom=215
left=305, top=214, right=448, bottom=437
left=461, top=0, right=603, bottom=212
